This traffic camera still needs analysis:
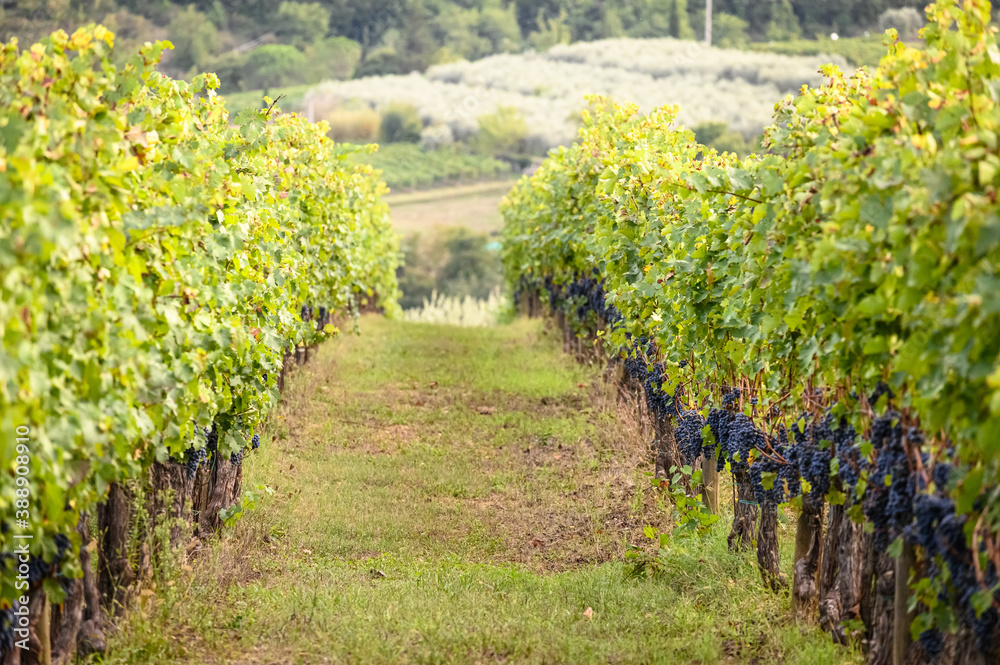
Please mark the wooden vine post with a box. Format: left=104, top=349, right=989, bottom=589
left=701, top=448, right=720, bottom=514
left=892, top=542, right=915, bottom=665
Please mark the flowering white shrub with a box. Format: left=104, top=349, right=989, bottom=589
left=304, top=37, right=848, bottom=150
left=402, top=288, right=504, bottom=327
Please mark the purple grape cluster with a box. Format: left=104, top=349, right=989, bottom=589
left=724, top=412, right=761, bottom=474
left=707, top=407, right=732, bottom=472
left=0, top=605, right=16, bottom=656
left=184, top=446, right=207, bottom=480
left=863, top=411, right=909, bottom=550
left=790, top=413, right=836, bottom=502
left=906, top=493, right=1000, bottom=657
left=754, top=433, right=801, bottom=505
left=676, top=410, right=705, bottom=463
left=252, top=433, right=261, bottom=450
left=918, top=628, right=944, bottom=658
left=205, top=425, right=218, bottom=454
left=834, top=419, right=861, bottom=489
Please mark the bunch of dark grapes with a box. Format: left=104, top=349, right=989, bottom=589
left=791, top=413, right=834, bottom=502
left=707, top=407, right=732, bottom=472
left=252, top=433, right=261, bottom=450
left=622, top=339, right=649, bottom=384
left=751, top=455, right=782, bottom=504
left=885, top=424, right=917, bottom=536
left=721, top=388, right=741, bottom=408
left=755, top=430, right=801, bottom=505
left=932, top=462, right=953, bottom=491
left=834, top=419, right=861, bottom=490
left=0, top=605, right=16, bottom=656
left=543, top=274, right=563, bottom=311
left=868, top=380, right=894, bottom=406
left=906, top=493, right=1000, bottom=657
left=563, top=272, right=618, bottom=324
left=863, top=411, right=907, bottom=550
left=16, top=533, right=73, bottom=587
left=205, top=425, right=218, bottom=455
left=675, top=410, right=705, bottom=462
left=641, top=362, right=681, bottom=420
left=918, top=629, right=944, bottom=658
left=230, top=448, right=244, bottom=466
left=725, top=412, right=760, bottom=474
left=185, top=446, right=207, bottom=480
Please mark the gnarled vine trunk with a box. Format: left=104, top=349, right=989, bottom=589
left=835, top=503, right=867, bottom=643
left=97, top=482, right=134, bottom=612
left=757, top=500, right=783, bottom=590
left=653, top=416, right=688, bottom=494
left=819, top=498, right=845, bottom=642
left=77, top=517, right=106, bottom=659
left=792, top=499, right=823, bottom=616
left=729, top=469, right=758, bottom=552
left=200, top=458, right=243, bottom=535
left=868, top=550, right=894, bottom=665
left=148, top=461, right=193, bottom=548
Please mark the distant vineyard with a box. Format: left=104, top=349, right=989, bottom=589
left=351, top=144, right=513, bottom=190
left=305, top=38, right=844, bottom=154
left=501, top=3, right=999, bottom=664
left=0, top=26, right=398, bottom=660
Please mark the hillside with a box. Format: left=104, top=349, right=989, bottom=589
left=0, top=0, right=930, bottom=98
left=306, top=38, right=845, bottom=151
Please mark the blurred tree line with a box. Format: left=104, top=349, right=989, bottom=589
left=0, top=0, right=939, bottom=93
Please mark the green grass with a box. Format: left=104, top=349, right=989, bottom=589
left=387, top=181, right=513, bottom=234
left=219, top=84, right=314, bottom=115
left=104, top=318, right=859, bottom=665
left=354, top=144, right=514, bottom=191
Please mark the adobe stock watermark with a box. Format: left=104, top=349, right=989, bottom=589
left=10, top=424, right=34, bottom=650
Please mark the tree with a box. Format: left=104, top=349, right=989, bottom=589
left=477, top=1, right=521, bottom=53
left=669, top=0, right=694, bottom=39
left=767, top=0, right=801, bottom=41
left=242, top=44, right=308, bottom=89
left=379, top=103, right=422, bottom=143
left=528, top=9, right=570, bottom=51
left=475, top=106, right=528, bottom=160
left=305, top=36, right=361, bottom=81
left=511, top=0, right=562, bottom=38
left=711, top=12, right=748, bottom=48
left=167, top=5, right=219, bottom=72
left=396, top=2, right=438, bottom=72
left=325, top=0, right=408, bottom=56
left=274, top=1, right=330, bottom=48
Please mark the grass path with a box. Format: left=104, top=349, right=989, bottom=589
left=386, top=182, right=513, bottom=234
left=108, top=318, right=857, bottom=665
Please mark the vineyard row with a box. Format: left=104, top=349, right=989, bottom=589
left=0, top=26, right=400, bottom=663
left=500, top=2, right=1000, bottom=663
